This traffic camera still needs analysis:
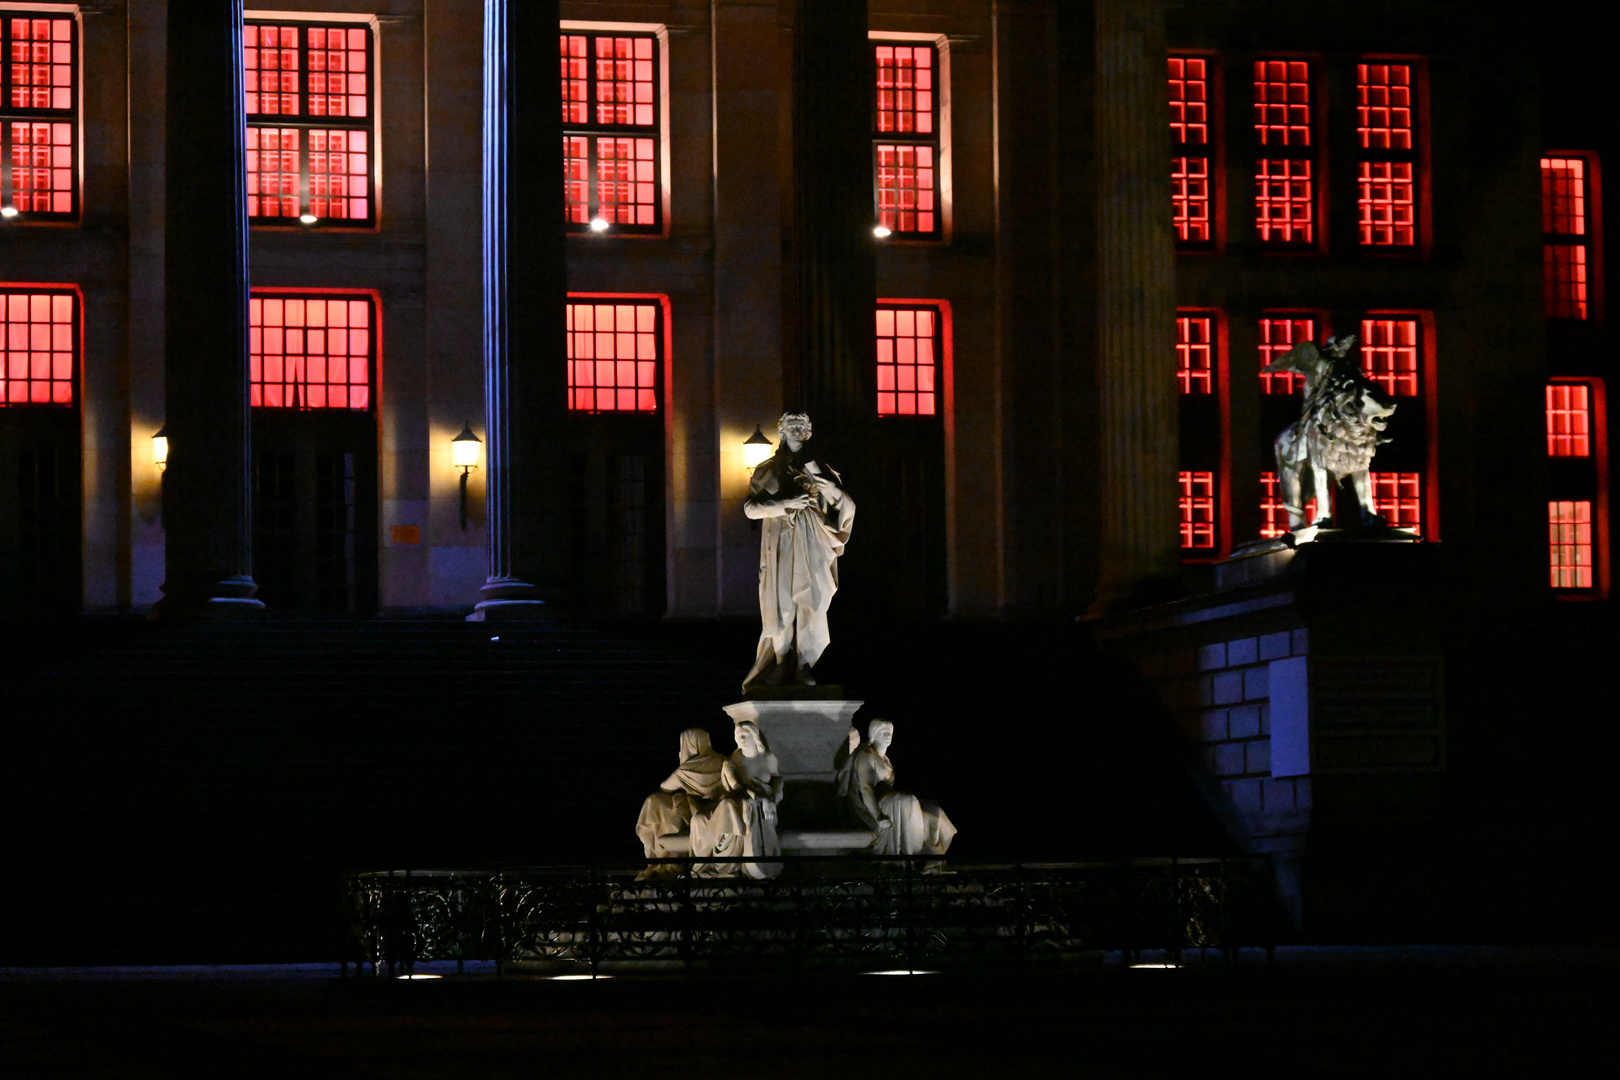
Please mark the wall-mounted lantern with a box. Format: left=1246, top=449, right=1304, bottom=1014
left=452, top=421, right=482, bottom=530
left=743, top=425, right=773, bottom=473
left=152, top=425, right=169, bottom=471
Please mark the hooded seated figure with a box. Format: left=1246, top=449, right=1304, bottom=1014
left=636, top=728, right=726, bottom=875
left=690, top=720, right=783, bottom=879
left=842, top=719, right=956, bottom=858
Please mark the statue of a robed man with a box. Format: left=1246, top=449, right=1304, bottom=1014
left=741, top=413, right=855, bottom=692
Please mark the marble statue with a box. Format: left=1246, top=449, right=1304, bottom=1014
left=690, top=720, right=784, bottom=878
left=742, top=412, right=855, bottom=692
left=843, top=719, right=955, bottom=857
left=635, top=728, right=726, bottom=873
left=1261, top=335, right=1397, bottom=533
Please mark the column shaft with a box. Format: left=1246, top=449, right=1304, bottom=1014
left=473, top=0, right=568, bottom=618
left=161, top=0, right=260, bottom=613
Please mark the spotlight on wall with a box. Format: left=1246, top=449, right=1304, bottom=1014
left=0, top=205, right=18, bottom=219
left=742, top=424, right=773, bottom=473
left=299, top=213, right=318, bottom=225
left=452, top=421, right=483, bottom=531
left=872, top=224, right=892, bottom=239
left=152, top=425, right=169, bottom=471
left=589, top=217, right=611, bottom=233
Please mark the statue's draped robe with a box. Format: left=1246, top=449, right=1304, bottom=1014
left=691, top=750, right=782, bottom=879
left=846, top=745, right=956, bottom=857
left=635, top=729, right=726, bottom=859
left=742, top=446, right=855, bottom=689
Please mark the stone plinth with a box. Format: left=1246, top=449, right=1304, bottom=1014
left=723, top=691, right=862, bottom=782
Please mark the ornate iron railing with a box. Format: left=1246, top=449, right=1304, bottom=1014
left=344, top=856, right=1277, bottom=976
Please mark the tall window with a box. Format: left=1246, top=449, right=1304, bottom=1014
left=1546, top=380, right=1606, bottom=593
left=245, top=21, right=374, bottom=226
left=1169, top=56, right=1213, bottom=248
left=1361, top=316, right=1430, bottom=535
left=873, top=40, right=940, bottom=240
left=1542, top=155, right=1599, bottom=320
left=1356, top=62, right=1419, bottom=249
left=1257, top=314, right=1320, bottom=536
left=1252, top=59, right=1315, bottom=247
left=0, top=14, right=75, bottom=219
left=562, top=31, right=660, bottom=234
left=1177, top=312, right=1223, bottom=554
left=566, top=298, right=662, bottom=412
left=0, top=288, right=75, bottom=405
left=249, top=292, right=374, bottom=410
left=876, top=304, right=940, bottom=416
left=1257, top=314, right=1317, bottom=395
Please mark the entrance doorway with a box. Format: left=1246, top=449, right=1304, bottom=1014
left=0, top=408, right=79, bottom=614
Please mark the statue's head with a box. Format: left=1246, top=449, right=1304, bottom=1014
left=733, top=720, right=766, bottom=757
left=679, top=728, right=713, bottom=760
left=777, top=412, right=812, bottom=447
left=867, top=719, right=894, bottom=752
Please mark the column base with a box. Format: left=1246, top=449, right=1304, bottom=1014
left=466, top=576, right=548, bottom=621
left=152, top=575, right=266, bottom=619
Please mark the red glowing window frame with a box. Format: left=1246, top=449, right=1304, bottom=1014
left=0, top=287, right=76, bottom=406
left=1178, top=470, right=1216, bottom=549
left=1258, top=315, right=1318, bottom=395
left=249, top=291, right=375, bottom=411
left=1176, top=314, right=1213, bottom=394
left=1252, top=59, right=1314, bottom=246
left=1356, top=63, right=1418, bottom=248
left=1546, top=383, right=1591, bottom=458
left=1369, top=472, right=1421, bottom=534
left=873, top=40, right=941, bottom=240
left=1169, top=56, right=1213, bottom=246
left=1359, top=318, right=1420, bottom=397
left=566, top=297, right=663, bottom=413
left=1549, top=501, right=1593, bottom=589
left=244, top=21, right=373, bottom=227
left=876, top=304, right=940, bottom=417
left=1541, top=155, right=1603, bottom=321
left=561, top=32, right=661, bottom=234
left=1258, top=472, right=1318, bottom=540
left=0, top=16, right=76, bottom=220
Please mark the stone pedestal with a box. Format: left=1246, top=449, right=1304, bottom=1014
left=723, top=690, right=868, bottom=853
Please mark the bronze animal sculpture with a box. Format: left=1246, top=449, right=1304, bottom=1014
left=1262, top=335, right=1397, bottom=533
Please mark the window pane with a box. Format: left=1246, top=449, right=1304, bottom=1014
left=876, top=304, right=939, bottom=416
left=567, top=298, right=661, bottom=413
left=0, top=287, right=75, bottom=406
left=250, top=292, right=374, bottom=411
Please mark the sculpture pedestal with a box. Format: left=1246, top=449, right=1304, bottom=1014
left=723, top=689, right=870, bottom=854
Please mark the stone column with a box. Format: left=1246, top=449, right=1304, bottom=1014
left=470, top=0, right=568, bottom=619
left=159, top=0, right=261, bottom=615
left=789, top=0, right=875, bottom=460
left=1091, top=0, right=1180, bottom=611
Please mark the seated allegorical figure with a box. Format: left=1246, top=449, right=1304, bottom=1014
left=842, top=719, right=956, bottom=857
left=635, top=728, right=727, bottom=875
left=690, top=720, right=783, bottom=879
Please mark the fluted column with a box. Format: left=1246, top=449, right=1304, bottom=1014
left=471, top=0, right=568, bottom=619
left=1091, top=0, right=1179, bottom=611
left=160, top=0, right=261, bottom=615
left=790, top=0, right=875, bottom=460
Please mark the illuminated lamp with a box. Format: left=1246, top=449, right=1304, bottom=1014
left=589, top=217, right=611, bottom=233
left=742, top=425, right=773, bottom=472
left=872, top=224, right=892, bottom=238
left=299, top=213, right=318, bottom=225
left=452, top=421, right=482, bottom=531
left=0, top=205, right=17, bottom=219
left=152, top=426, right=169, bottom=471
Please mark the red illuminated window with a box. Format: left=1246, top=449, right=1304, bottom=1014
left=1253, top=60, right=1313, bottom=246
left=1369, top=472, right=1421, bottom=532
left=1547, top=383, right=1591, bottom=457
left=250, top=292, right=374, bottom=410
left=873, top=41, right=940, bottom=240
left=1356, top=63, right=1418, bottom=248
left=1258, top=316, right=1316, bottom=394
left=1258, top=472, right=1317, bottom=539
left=1548, top=501, right=1593, bottom=588
left=561, top=32, right=660, bottom=233
left=1360, top=318, right=1419, bottom=396
left=1176, top=314, right=1212, bottom=394
left=0, top=16, right=76, bottom=219
left=1541, top=156, right=1598, bottom=320
left=876, top=305, right=939, bottom=416
left=0, top=288, right=75, bottom=406
left=1179, top=470, right=1216, bottom=549
left=566, top=299, right=661, bottom=412
left=245, top=22, right=373, bottom=226
left=1170, top=57, right=1212, bottom=246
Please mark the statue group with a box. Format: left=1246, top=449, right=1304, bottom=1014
left=635, top=719, right=954, bottom=875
